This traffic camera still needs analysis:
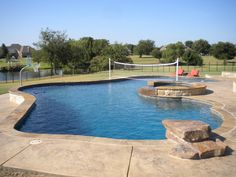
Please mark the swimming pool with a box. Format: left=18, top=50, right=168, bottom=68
left=17, top=78, right=222, bottom=140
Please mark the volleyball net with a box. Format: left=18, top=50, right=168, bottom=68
left=108, top=58, right=179, bottom=81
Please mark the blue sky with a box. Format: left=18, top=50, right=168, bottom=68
left=1, top=0, right=236, bottom=46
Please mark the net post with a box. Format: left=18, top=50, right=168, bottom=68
left=109, top=58, right=111, bottom=80
left=176, top=58, right=179, bottom=82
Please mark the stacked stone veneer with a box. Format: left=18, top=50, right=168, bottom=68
left=156, top=84, right=206, bottom=97
left=146, top=81, right=206, bottom=97
left=162, top=120, right=227, bottom=159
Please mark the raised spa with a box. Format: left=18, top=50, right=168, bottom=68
left=139, top=80, right=207, bottom=97
left=16, top=77, right=221, bottom=140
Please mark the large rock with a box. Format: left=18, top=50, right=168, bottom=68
left=170, top=144, right=199, bottom=159
left=170, top=140, right=227, bottom=159
left=163, top=120, right=211, bottom=142
left=192, top=140, right=227, bottom=159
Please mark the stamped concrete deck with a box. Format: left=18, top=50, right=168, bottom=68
left=0, top=78, right=236, bottom=177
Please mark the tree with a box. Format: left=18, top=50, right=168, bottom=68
left=151, top=48, right=162, bottom=60
left=192, top=39, right=211, bottom=55
left=185, top=40, right=193, bottom=48
left=90, top=43, right=132, bottom=72
left=125, top=44, right=135, bottom=55
left=32, top=49, right=47, bottom=63
left=89, top=56, right=108, bottom=72
left=68, top=40, right=90, bottom=71
left=182, top=49, right=203, bottom=66
left=35, top=28, right=69, bottom=75
left=101, top=43, right=130, bottom=62
left=135, top=40, right=155, bottom=58
left=210, top=42, right=236, bottom=61
left=162, top=42, right=185, bottom=62
left=92, top=39, right=109, bottom=56
left=0, top=43, right=9, bottom=58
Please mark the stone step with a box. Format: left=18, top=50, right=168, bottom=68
left=170, top=140, right=227, bottom=159
left=162, top=120, right=211, bottom=142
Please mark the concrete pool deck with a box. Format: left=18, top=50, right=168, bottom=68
left=0, top=77, right=236, bottom=177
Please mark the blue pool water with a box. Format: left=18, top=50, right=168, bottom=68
left=18, top=78, right=222, bottom=140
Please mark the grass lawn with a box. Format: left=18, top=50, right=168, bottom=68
left=0, top=72, right=109, bottom=95
left=130, top=55, right=236, bottom=64
left=0, top=58, right=50, bottom=69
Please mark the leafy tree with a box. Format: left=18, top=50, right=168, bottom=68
left=151, top=48, right=162, bottom=60
left=0, top=43, right=9, bottom=58
left=78, top=37, right=95, bottom=60
left=192, top=39, right=211, bottom=55
left=35, top=28, right=70, bottom=74
left=90, top=43, right=132, bottom=72
left=89, top=56, right=108, bottom=72
left=68, top=40, right=90, bottom=71
left=101, top=43, right=130, bottom=62
left=182, top=49, right=203, bottom=66
left=185, top=40, right=193, bottom=48
left=135, top=40, right=155, bottom=58
left=92, top=39, right=109, bottom=56
left=32, top=49, right=47, bottom=63
left=162, top=42, right=185, bottom=62
left=125, top=44, right=135, bottom=55
left=210, top=42, right=236, bottom=60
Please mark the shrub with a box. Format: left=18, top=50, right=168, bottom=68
left=210, top=42, right=236, bottom=60
left=182, top=49, right=203, bottom=66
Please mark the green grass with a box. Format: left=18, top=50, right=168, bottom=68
left=130, top=55, right=159, bottom=64
left=130, top=55, right=236, bottom=65
left=0, top=58, right=50, bottom=69
left=0, top=72, right=110, bottom=95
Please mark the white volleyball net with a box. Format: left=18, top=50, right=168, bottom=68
left=109, top=58, right=179, bottom=81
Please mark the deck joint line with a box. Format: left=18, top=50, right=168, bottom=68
left=0, top=144, right=31, bottom=166
left=126, top=146, right=133, bottom=177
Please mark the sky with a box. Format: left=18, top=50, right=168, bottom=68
left=1, top=0, right=236, bottom=47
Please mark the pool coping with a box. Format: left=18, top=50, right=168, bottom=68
left=1, top=78, right=236, bottom=146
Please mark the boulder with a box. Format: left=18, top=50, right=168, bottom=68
left=170, top=144, right=199, bottom=159
left=192, top=140, right=227, bottom=159
left=162, top=120, right=211, bottom=142
left=170, top=140, right=227, bottom=159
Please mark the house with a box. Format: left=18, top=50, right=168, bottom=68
left=160, top=45, right=167, bottom=51
left=22, top=46, right=34, bottom=57
left=7, top=44, right=34, bottom=59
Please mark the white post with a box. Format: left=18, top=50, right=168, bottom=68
left=109, top=58, right=111, bottom=80
left=176, top=58, right=179, bottom=82
left=20, top=65, right=29, bottom=86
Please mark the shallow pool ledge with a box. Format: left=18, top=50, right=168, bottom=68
left=3, top=80, right=236, bottom=146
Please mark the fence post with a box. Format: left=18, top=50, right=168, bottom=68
left=38, top=69, right=40, bottom=79
left=216, top=62, right=218, bottom=71
left=12, top=72, right=14, bottom=83
left=5, top=72, right=7, bottom=83
left=224, top=62, right=226, bottom=71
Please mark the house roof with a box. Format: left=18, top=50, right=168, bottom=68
left=8, top=44, right=22, bottom=51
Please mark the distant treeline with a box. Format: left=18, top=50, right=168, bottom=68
left=1, top=28, right=235, bottom=73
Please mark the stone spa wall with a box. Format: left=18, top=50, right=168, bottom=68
left=140, top=81, right=207, bottom=97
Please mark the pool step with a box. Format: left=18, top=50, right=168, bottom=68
left=162, top=119, right=227, bottom=159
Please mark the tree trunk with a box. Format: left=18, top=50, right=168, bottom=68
left=50, top=62, right=53, bottom=77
